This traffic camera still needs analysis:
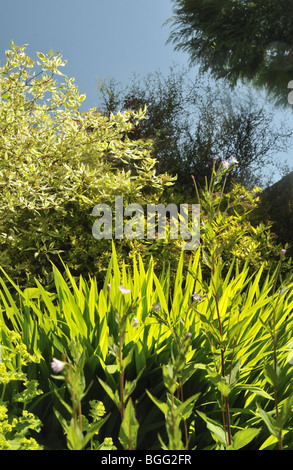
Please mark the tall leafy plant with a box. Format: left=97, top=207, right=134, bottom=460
left=0, top=42, right=174, bottom=290
left=188, top=158, right=293, bottom=449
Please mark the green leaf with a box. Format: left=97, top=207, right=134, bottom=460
left=257, top=402, right=280, bottom=438
left=173, top=393, right=200, bottom=420
left=207, top=368, right=231, bottom=397
left=146, top=390, right=168, bottom=416
left=193, top=310, right=221, bottom=343
left=263, top=361, right=280, bottom=388
left=217, top=381, right=231, bottom=397
left=277, top=392, right=293, bottom=428
left=162, top=363, right=177, bottom=394
left=105, top=364, right=118, bottom=374
left=232, top=428, right=261, bottom=450
left=37, top=52, right=45, bottom=60
left=235, top=384, right=274, bottom=401
left=123, top=367, right=145, bottom=403
left=118, top=399, right=139, bottom=450
left=202, top=248, right=212, bottom=268
left=98, top=378, right=121, bottom=410
left=82, top=415, right=109, bottom=448
left=228, top=358, right=241, bottom=388
left=227, top=318, right=249, bottom=342
left=122, top=347, right=134, bottom=370
left=197, top=411, right=227, bottom=447
left=66, top=418, right=84, bottom=450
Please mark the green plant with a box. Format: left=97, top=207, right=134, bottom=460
left=0, top=405, right=43, bottom=450
left=0, top=42, right=174, bottom=290
left=187, top=158, right=293, bottom=449
left=51, top=339, right=113, bottom=450
left=193, top=158, right=292, bottom=283
left=97, top=284, right=142, bottom=450
left=0, top=325, right=43, bottom=449
left=147, top=332, right=200, bottom=450
left=0, top=243, right=292, bottom=449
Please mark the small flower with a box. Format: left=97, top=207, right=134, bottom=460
left=222, top=159, right=229, bottom=170
left=51, top=358, right=65, bottom=373
left=213, top=156, right=217, bottom=161
left=132, top=317, right=139, bottom=329
left=231, top=156, right=239, bottom=164
left=192, top=291, right=204, bottom=302
left=240, top=195, right=244, bottom=199
left=118, top=286, right=131, bottom=294
left=152, top=302, right=161, bottom=312
left=107, top=283, right=111, bottom=291
left=281, top=249, right=286, bottom=256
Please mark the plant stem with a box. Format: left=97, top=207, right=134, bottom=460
left=215, top=289, right=232, bottom=447
left=119, top=332, right=125, bottom=420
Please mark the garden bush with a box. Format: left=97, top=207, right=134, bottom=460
left=0, top=42, right=174, bottom=291
left=1, top=43, right=292, bottom=451
left=1, top=43, right=290, bottom=296
left=1, top=151, right=292, bottom=449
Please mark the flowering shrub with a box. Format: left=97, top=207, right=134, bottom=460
left=0, top=43, right=174, bottom=290
left=192, top=158, right=291, bottom=282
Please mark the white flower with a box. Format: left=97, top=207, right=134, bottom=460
left=192, top=292, right=203, bottom=302
left=51, top=358, right=65, bottom=373
left=231, top=156, right=239, bottom=164
left=118, top=286, right=131, bottom=294
left=132, top=317, right=139, bottom=329
left=222, top=160, right=229, bottom=170
left=192, top=290, right=207, bottom=302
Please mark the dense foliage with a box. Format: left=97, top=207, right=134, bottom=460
left=0, top=43, right=174, bottom=289
left=168, top=0, right=293, bottom=106
left=0, top=240, right=292, bottom=450
left=0, top=44, right=292, bottom=451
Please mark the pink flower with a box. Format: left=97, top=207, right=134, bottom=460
left=118, top=286, right=131, bottom=294
left=192, top=291, right=203, bottom=302
left=51, top=358, right=65, bottom=373
left=281, top=249, right=286, bottom=256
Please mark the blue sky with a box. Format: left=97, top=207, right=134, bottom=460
left=0, top=0, right=187, bottom=108
left=1, top=0, right=292, bottom=183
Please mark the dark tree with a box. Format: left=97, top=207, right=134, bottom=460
left=96, top=69, right=291, bottom=193
left=254, top=171, right=293, bottom=256
left=167, top=0, right=293, bottom=106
